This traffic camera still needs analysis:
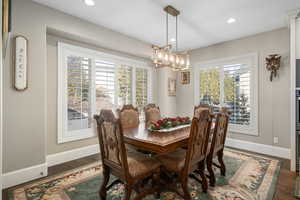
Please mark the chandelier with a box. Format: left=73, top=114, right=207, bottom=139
left=152, top=6, right=190, bottom=71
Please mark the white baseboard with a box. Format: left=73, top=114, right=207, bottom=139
left=46, top=144, right=100, bottom=167
left=3, top=163, right=47, bottom=189
left=226, top=138, right=291, bottom=159
left=2, top=145, right=100, bottom=188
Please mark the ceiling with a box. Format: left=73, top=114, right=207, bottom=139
left=33, top=0, right=300, bottom=51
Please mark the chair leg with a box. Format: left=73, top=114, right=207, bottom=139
left=206, top=157, right=216, bottom=187
left=99, top=166, right=110, bottom=200
left=199, top=161, right=208, bottom=193
left=124, top=184, right=133, bottom=200
left=180, top=178, right=191, bottom=200
left=218, top=151, right=226, bottom=176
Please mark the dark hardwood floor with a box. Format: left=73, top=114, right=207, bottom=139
left=2, top=150, right=298, bottom=200
left=274, top=158, right=297, bottom=200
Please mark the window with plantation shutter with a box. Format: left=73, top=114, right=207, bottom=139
left=136, top=68, right=148, bottom=111
left=199, top=68, right=220, bottom=106
left=223, top=64, right=251, bottom=126
left=95, top=60, right=116, bottom=113
left=195, top=53, right=258, bottom=135
left=58, top=42, right=153, bottom=143
left=67, top=56, right=92, bottom=131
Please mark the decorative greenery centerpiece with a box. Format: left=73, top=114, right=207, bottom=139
left=148, top=117, right=191, bottom=131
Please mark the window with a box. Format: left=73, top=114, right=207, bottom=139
left=58, top=43, right=153, bottom=143
left=95, top=60, right=116, bottom=113
left=199, top=68, right=220, bottom=106
left=67, top=56, right=92, bottom=132
left=135, top=68, right=148, bottom=113
left=194, top=53, right=258, bottom=135
left=116, top=65, right=132, bottom=106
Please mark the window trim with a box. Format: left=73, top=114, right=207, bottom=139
left=193, top=53, right=258, bottom=136
left=57, top=42, right=153, bottom=144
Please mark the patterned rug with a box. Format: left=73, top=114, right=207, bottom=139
left=8, top=149, right=280, bottom=200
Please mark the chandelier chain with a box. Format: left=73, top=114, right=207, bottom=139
left=166, top=12, right=168, bottom=46
left=176, top=15, right=178, bottom=52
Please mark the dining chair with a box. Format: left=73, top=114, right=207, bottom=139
left=206, top=109, right=229, bottom=187
left=156, top=109, right=212, bottom=199
left=94, top=110, right=161, bottom=200
left=144, top=104, right=161, bottom=127
left=117, top=104, right=140, bottom=129
left=194, top=104, right=213, bottom=119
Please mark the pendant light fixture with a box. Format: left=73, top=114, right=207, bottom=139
left=152, top=5, right=190, bottom=71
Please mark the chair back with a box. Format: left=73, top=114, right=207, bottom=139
left=184, top=109, right=212, bottom=174
left=144, top=104, right=161, bottom=127
left=194, top=104, right=213, bottom=119
left=209, top=110, right=229, bottom=155
left=94, top=110, right=129, bottom=179
left=117, top=105, right=140, bottom=129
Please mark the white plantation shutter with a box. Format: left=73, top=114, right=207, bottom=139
left=95, top=60, right=116, bottom=113
left=67, top=56, right=92, bottom=131
left=136, top=68, right=148, bottom=111
left=223, top=64, right=251, bottom=125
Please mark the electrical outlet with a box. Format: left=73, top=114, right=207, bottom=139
left=273, top=137, right=279, bottom=144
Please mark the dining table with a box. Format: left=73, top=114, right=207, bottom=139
left=123, top=123, right=191, bottom=154
left=123, top=121, right=215, bottom=155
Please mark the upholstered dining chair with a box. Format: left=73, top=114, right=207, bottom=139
left=94, top=110, right=161, bottom=200
left=117, top=104, right=140, bottom=129
left=156, top=109, right=212, bottom=199
left=206, top=109, right=229, bottom=187
left=194, top=104, right=213, bottom=119
left=144, top=104, right=161, bottom=127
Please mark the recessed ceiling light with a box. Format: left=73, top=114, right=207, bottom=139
left=83, top=0, right=95, bottom=6
left=227, top=18, right=236, bottom=24
left=170, top=38, right=176, bottom=42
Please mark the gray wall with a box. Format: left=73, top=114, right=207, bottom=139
left=157, top=67, right=177, bottom=117
left=0, top=0, right=3, bottom=195
left=47, top=34, right=156, bottom=155
left=177, top=28, right=290, bottom=148
left=4, top=0, right=153, bottom=173
left=297, top=19, right=300, bottom=59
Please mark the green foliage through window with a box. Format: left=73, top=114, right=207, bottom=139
left=136, top=68, right=148, bottom=111
left=116, top=65, right=132, bottom=105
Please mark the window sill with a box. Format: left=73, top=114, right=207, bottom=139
left=58, top=128, right=96, bottom=144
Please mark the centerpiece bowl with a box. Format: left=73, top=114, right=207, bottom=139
left=148, top=117, right=191, bottom=133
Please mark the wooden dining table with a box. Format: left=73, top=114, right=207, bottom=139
left=123, top=123, right=191, bottom=154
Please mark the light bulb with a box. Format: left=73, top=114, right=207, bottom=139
left=176, top=56, right=180, bottom=64
left=158, top=52, right=162, bottom=59
left=186, top=58, right=190, bottom=66
left=170, top=54, right=174, bottom=63
left=164, top=53, right=169, bottom=62
left=180, top=58, right=185, bottom=65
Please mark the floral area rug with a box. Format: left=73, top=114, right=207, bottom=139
left=8, top=149, right=280, bottom=200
